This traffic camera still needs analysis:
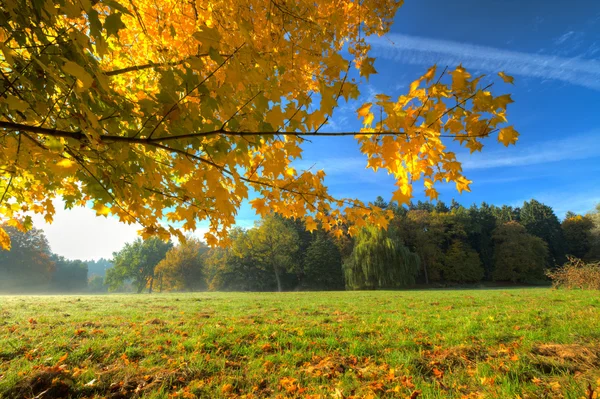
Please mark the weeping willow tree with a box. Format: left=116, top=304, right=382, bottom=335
left=344, top=225, right=420, bottom=290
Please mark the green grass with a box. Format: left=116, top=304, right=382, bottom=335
left=1, top=288, right=600, bottom=398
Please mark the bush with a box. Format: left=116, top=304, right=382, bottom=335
left=546, top=257, right=600, bottom=290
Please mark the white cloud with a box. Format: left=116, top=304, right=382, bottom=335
left=30, top=201, right=142, bottom=261
left=368, top=34, right=600, bottom=90
left=460, top=130, right=600, bottom=170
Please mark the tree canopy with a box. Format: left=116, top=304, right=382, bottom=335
left=1, top=0, right=519, bottom=249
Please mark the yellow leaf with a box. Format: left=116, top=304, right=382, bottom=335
left=250, top=198, right=269, bottom=216
left=57, top=158, right=76, bottom=170
left=357, top=102, right=372, bottom=118
left=62, top=61, right=93, bottom=90
left=409, top=78, right=421, bottom=93
left=93, top=203, right=111, bottom=216
left=423, top=65, right=437, bottom=83
left=305, top=216, right=317, bottom=232
left=0, top=227, right=11, bottom=250
left=5, top=94, right=29, bottom=112
left=498, top=71, right=515, bottom=84
left=498, top=126, right=519, bottom=146
left=359, top=57, right=377, bottom=80
left=450, top=65, right=470, bottom=92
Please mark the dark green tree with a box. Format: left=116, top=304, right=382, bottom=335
left=465, top=203, right=497, bottom=280
left=441, top=240, right=484, bottom=283
left=561, top=215, right=594, bottom=259
left=492, top=222, right=548, bottom=282
left=520, top=200, right=566, bottom=266
left=105, top=237, right=172, bottom=293
left=302, top=232, right=344, bottom=290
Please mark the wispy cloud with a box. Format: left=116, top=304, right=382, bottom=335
left=368, top=34, right=600, bottom=90
left=460, top=131, right=600, bottom=170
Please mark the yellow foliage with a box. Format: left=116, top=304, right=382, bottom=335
left=0, top=0, right=518, bottom=249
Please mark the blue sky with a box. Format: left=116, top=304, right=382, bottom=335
left=35, top=1, right=600, bottom=260
left=293, top=0, right=600, bottom=218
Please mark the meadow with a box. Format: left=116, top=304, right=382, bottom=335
left=1, top=289, right=599, bottom=398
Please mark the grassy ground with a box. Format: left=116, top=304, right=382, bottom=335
left=1, top=289, right=599, bottom=399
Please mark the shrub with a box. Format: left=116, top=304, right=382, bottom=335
left=546, top=257, right=600, bottom=290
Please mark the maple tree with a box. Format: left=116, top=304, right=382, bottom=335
left=0, top=0, right=519, bottom=249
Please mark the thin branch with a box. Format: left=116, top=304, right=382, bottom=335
left=411, top=65, right=448, bottom=127
left=145, top=43, right=245, bottom=139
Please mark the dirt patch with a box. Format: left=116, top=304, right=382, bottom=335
left=4, top=366, right=74, bottom=399
left=530, top=343, right=600, bottom=373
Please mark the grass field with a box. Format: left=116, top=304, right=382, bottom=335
left=1, top=289, right=600, bottom=398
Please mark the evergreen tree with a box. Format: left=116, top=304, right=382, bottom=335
left=302, top=233, right=344, bottom=290
left=465, top=203, right=497, bottom=280
left=520, top=200, right=566, bottom=266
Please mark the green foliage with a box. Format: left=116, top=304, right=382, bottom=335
left=441, top=240, right=484, bottom=283
left=205, top=229, right=276, bottom=291
left=302, top=233, right=344, bottom=290
left=244, top=215, right=300, bottom=292
left=561, top=215, right=594, bottom=259
left=106, top=237, right=172, bottom=293
left=584, top=204, right=600, bottom=261
left=492, top=222, right=548, bottom=283
left=344, top=225, right=419, bottom=290
left=520, top=199, right=566, bottom=266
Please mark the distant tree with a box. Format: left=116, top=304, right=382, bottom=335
left=441, top=240, right=484, bottom=283
left=396, top=210, right=445, bottom=284
left=561, top=215, right=594, bottom=259
left=465, top=203, right=497, bottom=280
left=450, top=199, right=462, bottom=212
left=205, top=228, right=275, bottom=291
left=88, top=275, right=107, bottom=293
left=491, top=205, right=520, bottom=223
left=344, top=225, right=419, bottom=290
left=0, top=225, right=54, bottom=292
left=302, top=232, right=344, bottom=290
left=155, top=238, right=208, bottom=292
left=492, top=222, right=548, bottom=282
left=245, top=215, right=300, bottom=292
left=106, top=238, right=172, bottom=293
left=520, top=200, right=566, bottom=266
left=586, top=204, right=600, bottom=261
left=86, top=258, right=112, bottom=278
left=373, top=196, right=389, bottom=209
left=434, top=201, right=450, bottom=213
left=52, top=256, right=88, bottom=291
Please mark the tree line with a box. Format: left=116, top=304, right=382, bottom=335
left=2, top=199, right=599, bottom=293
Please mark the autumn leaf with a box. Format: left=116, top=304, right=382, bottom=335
left=498, top=126, right=519, bottom=146
left=498, top=71, right=515, bottom=84
left=0, top=227, right=10, bottom=250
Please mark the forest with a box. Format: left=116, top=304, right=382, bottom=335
left=2, top=199, right=598, bottom=294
